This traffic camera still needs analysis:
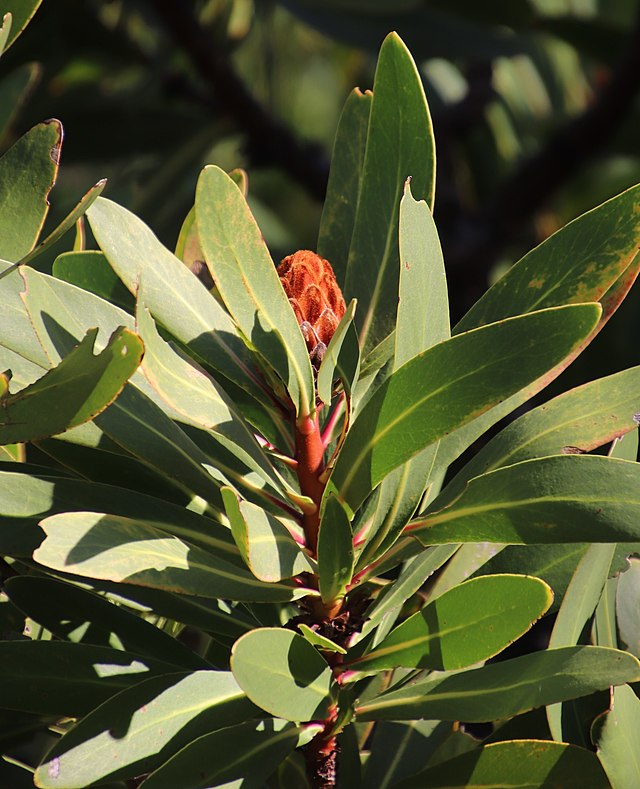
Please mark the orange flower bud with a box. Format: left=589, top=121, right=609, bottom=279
left=278, top=250, right=346, bottom=370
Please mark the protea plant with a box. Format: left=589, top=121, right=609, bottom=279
left=2, top=30, right=640, bottom=789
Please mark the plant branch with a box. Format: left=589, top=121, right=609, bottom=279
left=148, top=0, right=329, bottom=200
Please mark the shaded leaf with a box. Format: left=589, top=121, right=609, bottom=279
left=317, top=298, right=357, bottom=405
left=52, top=250, right=134, bottom=312
left=317, top=494, right=354, bottom=604
left=35, top=671, right=258, bottom=788
left=0, top=327, right=142, bottom=445
left=592, top=684, right=640, bottom=788
left=0, top=0, right=42, bottom=51
left=0, top=119, right=60, bottom=262
left=396, top=739, right=611, bottom=789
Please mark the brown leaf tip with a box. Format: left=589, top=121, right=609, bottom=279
left=278, top=250, right=346, bottom=368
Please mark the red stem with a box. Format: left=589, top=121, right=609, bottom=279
left=294, top=410, right=326, bottom=553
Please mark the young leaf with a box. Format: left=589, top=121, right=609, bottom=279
left=344, top=32, right=436, bottom=354
left=231, top=628, right=334, bottom=721
left=35, top=671, right=258, bottom=788
left=0, top=119, right=60, bottom=262
left=329, top=303, right=601, bottom=515
left=0, top=327, right=142, bottom=445
left=396, top=740, right=611, bottom=789
left=195, top=165, right=315, bottom=419
left=34, top=512, right=307, bottom=603
left=413, top=455, right=640, bottom=545
left=317, top=88, right=372, bottom=285
left=317, top=494, right=354, bottom=605
left=348, top=575, right=552, bottom=672
left=356, top=645, right=640, bottom=722
left=298, top=623, right=347, bottom=655
left=316, top=298, right=357, bottom=404
left=222, top=487, right=315, bottom=582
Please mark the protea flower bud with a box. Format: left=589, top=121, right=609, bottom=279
left=278, top=250, right=346, bottom=371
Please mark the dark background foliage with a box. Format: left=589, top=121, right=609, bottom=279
left=3, top=0, right=640, bottom=383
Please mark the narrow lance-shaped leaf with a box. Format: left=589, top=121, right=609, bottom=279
left=317, top=494, right=354, bottom=605
left=329, top=303, right=601, bottom=515
left=345, top=32, right=436, bottom=354
left=317, top=298, right=357, bottom=404
left=348, top=575, right=551, bottom=672
left=87, top=197, right=269, bottom=405
left=432, top=365, right=640, bottom=511
left=222, top=487, right=315, bottom=583
left=34, top=512, right=310, bottom=603
left=456, top=183, right=640, bottom=332
left=195, top=165, right=315, bottom=419
left=34, top=671, right=259, bottom=789
left=0, top=1, right=42, bottom=52
left=356, top=645, right=640, bottom=722
left=358, top=178, right=450, bottom=566
left=0, top=119, right=60, bottom=262
left=0, top=327, right=143, bottom=445
left=317, top=88, right=372, bottom=285
left=412, top=455, right=640, bottom=546
left=136, top=296, right=290, bottom=499
left=592, top=684, right=640, bottom=789
left=18, top=178, right=106, bottom=267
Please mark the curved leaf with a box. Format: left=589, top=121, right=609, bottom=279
left=330, top=304, right=601, bottom=515
left=231, top=628, right=334, bottom=721
left=592, top=684, right=640, bottom=788
left=348, top=574, right=552, bottom=672
left=195, top=165, right=315, bottom=419
left=356, top=645, right=640, bottom=722
left=413, top=455, right=640, bottom=545
left=317, top=494, right=354, bottom=604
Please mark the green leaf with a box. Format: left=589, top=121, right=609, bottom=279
left=139, top=719, right=310, bottom=789
left=34, top=511, right=308, bottom=603
left=35, top=671, right=258, bottom=788
left=592, top=684, right=640, bottom=788
left=413, top=455, right=640, bottom=545
left=18, top=179, right=106, bottom=267
left=317, top=494, right=354, bottom=605
left=136, top=298, right=288, bottom=500
left=298, top=623, right=347, bottom=655
left=357, top=181, right=449, bottom=565
left=396, top=740, right=611, bottom=789
left=87, top=197, right=268, bottom=404
left=546, top=544, right=615, bottom=741
left=0, top=63, right=40, bottom=143
left=4, top=576, right=208, bottom=669
left=344, top=32, right=436, bottom=354
left=317, top=88, right=372, bottom=286
left=433, top=365, right=640, bottom=511
left=617, top=557, right=640, bottom=657
left=231, top=628, right=334, bottom=721
left=0, top=1, right=42, bottom=51
left=0, top=12, right=11, bottom=55
left=593, top=576, right=618, bottom=649
left=52, top=250, right=134, bottom=311
left=456, top=183, right=640, bottom=333
left=317, top=298, right=357, bottom=405
left=195, top=165, right=315, bottom=419
left=222, top=487, right=315, bottom=582
left=0, top=120, right=60, bottom=262
left=329, top=303, right=601, bottom=515
left=348, top=575, right=551, bottom=672
left=356, top=645, right=640, bottom=722
left=0, top=327, right=143, bottom=445
left=0, top=641, right=176, bottom=716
